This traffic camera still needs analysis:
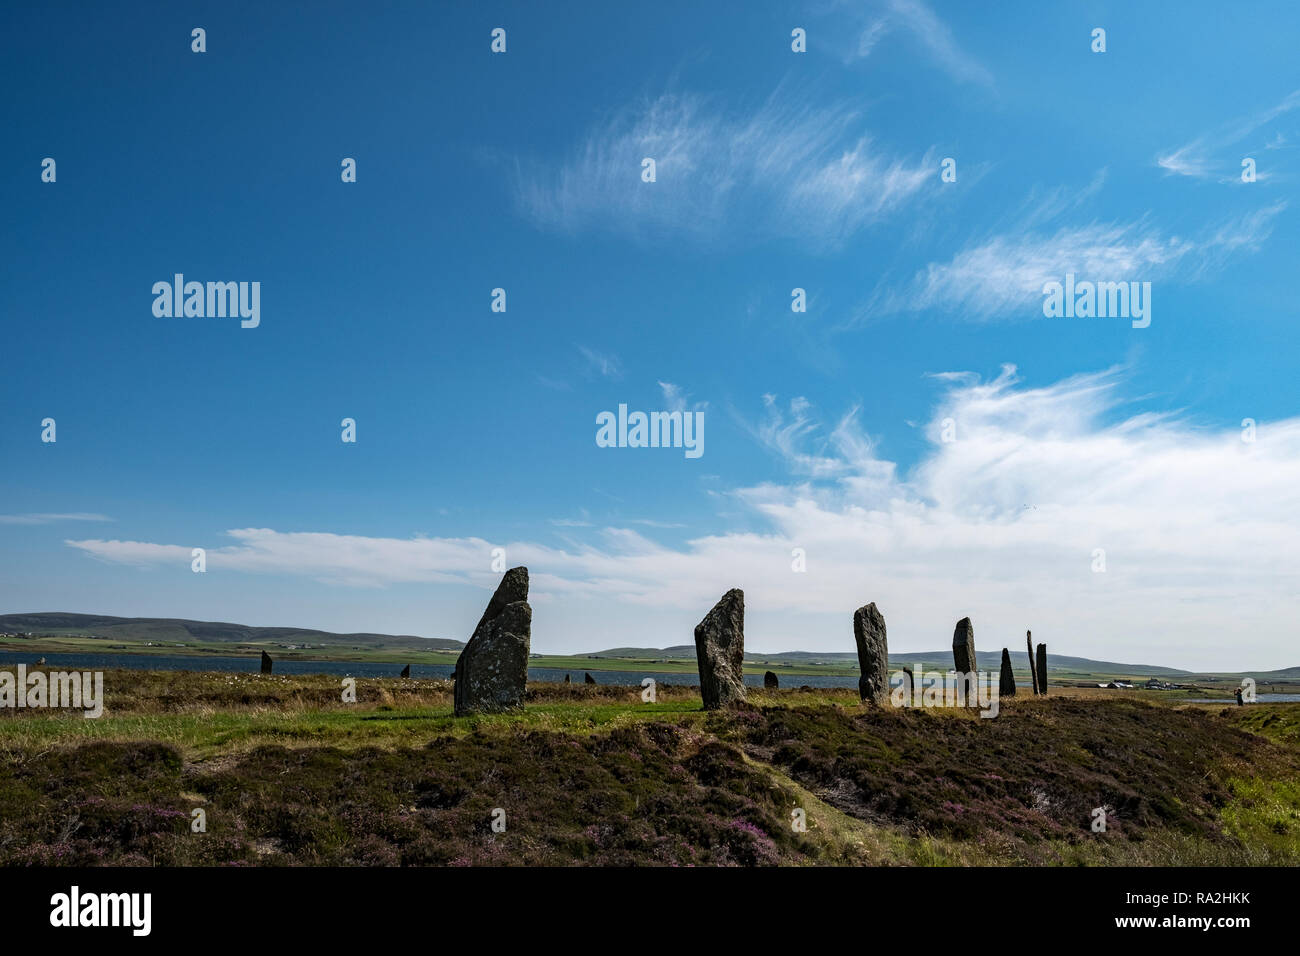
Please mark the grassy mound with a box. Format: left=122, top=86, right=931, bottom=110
left=0, top=672, right=1297, bottom=866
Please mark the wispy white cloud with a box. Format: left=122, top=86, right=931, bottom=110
left=516, top=90, right=934, bottom=248
left=1156, top=145, right=1212, bottom=179
left=66, top=531, right=502, bottom=589
left=66, top=367, right=1300, bottom=668
left=535, top=375, right=572, bottom=391
left=742, top=395, right=877, bottom=480
left=863, top=202, right=1285, bottom=321
left=578, top=345, right=623, bottom=380
left=1157, top=88, right=1300, bottom=181
left=550, top=508, right=593, bottom=528
left=1013, top=169, right=1108, bottom=232
left=0, top=512, right=111, bottom=525
left=839, top=0, right=994, bottom=87
left=657, top=381, right=706, bottom=415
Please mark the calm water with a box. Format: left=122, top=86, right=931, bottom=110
left=3, top=652, right=1293, bottom=699
left=0, top=650, right=857, bottom=688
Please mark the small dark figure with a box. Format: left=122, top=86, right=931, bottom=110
left=584, top=672, right=596, bottom=684
left=564, top=673, right=571, bottom=684
left=400, top=664, right=410, bottom=678
left=1235, top=687, right=1244, bottom=706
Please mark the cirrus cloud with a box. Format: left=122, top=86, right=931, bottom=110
left=515, top=89, right=934, bottom=249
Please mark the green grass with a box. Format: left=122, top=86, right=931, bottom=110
left=1224, top=702, right=1300, bottom=745
left=1219, top=777, right=1300, bottom=861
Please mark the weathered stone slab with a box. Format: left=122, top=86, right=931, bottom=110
left=1027, top=631, right=1039, bottom=694
left=260, top=651, right=273, bottom=674
left=854, top=602, right=890, bottom=705
left=1036, top=643, right=1048, bottom=696
left=453, top=567, right=531, bottom=716
left=952, top=618, right=977, bottom=674
left=999, top=648, right=1016, bottom=697
left=694, top=589, right=747, bottom=710
left=764, top=670, right=779, bottom=689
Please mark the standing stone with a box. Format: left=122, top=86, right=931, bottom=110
left=694, top=589, right=747, bottom=710
left=584, top=672, right=596, bottom=685
left=951, top=618, right=978, bottom=705
left=260, top=651, right=273, bottom=674
left=453, top=566, right=532, bottom=716
left=764, top=670, right=779, bottom=689
left=902, top=665, right=915, bottom=707
left=999, top=648, right=1016, bottom=697
left=1026, top=631, right=1039, bottom=695
left=400, top=664, right=411, bottom=679
left=564, top=673, right=571, bottom=684
left=1036, top=643, right=1048, bottom=696
left=853, top=602, right=890, bottom=706
left=952, top=618, right=977, bottom=674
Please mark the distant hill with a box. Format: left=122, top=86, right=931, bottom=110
left=0, top=612, right=463, bottom=651
left=588, top=645, right=1297, bottom=679
left=588, top=645, right=698, bottom=659
left=891, top=650, right=1189, bottom=677
left=4, top=614, right=1294, bottom=679
left=585, top=642, right=1190, bottom=671
left=587, top=644, right=1186, bottom=674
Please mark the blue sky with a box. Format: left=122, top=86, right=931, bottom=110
left=2, top=1, right=1298, bottom=670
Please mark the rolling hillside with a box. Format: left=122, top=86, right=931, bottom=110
left=3, top=613, right=1293, bottom=678
left=0, top=612, right=463, bottom=652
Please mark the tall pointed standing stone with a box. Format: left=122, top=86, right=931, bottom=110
left=952, top=618, right=977, bottom=673
left=1026, top=631, right=1039, bottom=695
left=951, top=618, right=978, bottom=705
left=260, top=651, right=273, bottom=674
left=902, top=665, right=915, bottom=707
left=853, top=602, right=890, bottom=705
left=400, top=664, right=411, bottom=678
left=453, top=567, right=531, bottom=716
left=999, top=648, right=1016, bottom=697
left=694, top=589, right=747, bottom=710
left=1036, top=643, right=1048, bottom=696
